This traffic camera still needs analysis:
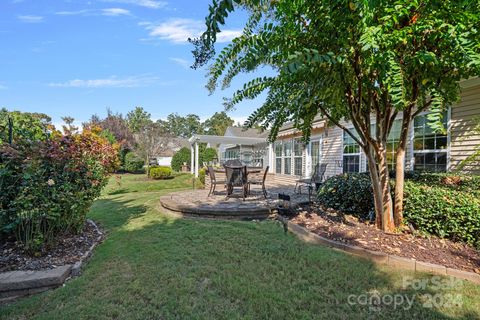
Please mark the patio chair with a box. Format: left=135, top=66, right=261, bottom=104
left=224, top=165, right=248, bottom=200
left=295, top=163, right=328, bottom=195
left=207, top=166, right=226, bottom=197
left=248, top=166, right=269, bottom=199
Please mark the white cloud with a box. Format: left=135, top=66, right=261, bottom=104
left=141, top=18, right=241, bottom=44
left=55, top=8, right=131, bottom=17
left=48, top=75, right=160, bottom=88
left=102, top=0, right=167, bottom=9
left=55, top=10, right=91, bottom=16
left=169, top=57, right=190, bottom=69
left=101, top=8, right=131, bottom=16
left=18, top=15, right=44, bottom=23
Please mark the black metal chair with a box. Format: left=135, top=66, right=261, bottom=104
left=295, top=163, right=328, bottom=195
left=207, top=166, right=225, bottom=197
left=248, top=166, right=269, bottom=199
left=224, top=165, right=248, bottom=200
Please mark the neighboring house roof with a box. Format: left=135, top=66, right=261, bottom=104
left=156, top=137, right=189, bottom=157
left=224, top=126, right=268, bottom=138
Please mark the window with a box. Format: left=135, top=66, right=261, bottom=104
left=275, top=142, right=282, bottom=174
left=293, top=139, right=304, bottom=176
left=223, top=149, right=239, bottom=162
left=311, top=140, right=321, bottom=173
left=343, top=130, right=360, bottom=173
left=386, top=120, right=401, bottom=170
left=283, top=140, right=292, bottom=175
left=413, top=113, right=448, bottom=172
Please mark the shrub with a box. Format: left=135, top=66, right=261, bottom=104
left=0, top=127, right=118, bottom=251
left=317, top=172, right=480, bottom=247
left=149, top=166, right=173, bottom=180
left=124, top=152, right=144, bottom=173
left=403, top=174, right=480, bottom=247
left=317, top=173, right=374, bottom=219
left=198, top=167, right=206, bottom=185
left=171, top=147, right=191, bottom=172
left=201, top=147, right=217, bottom=163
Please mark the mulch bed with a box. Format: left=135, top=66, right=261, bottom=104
left=289, top=204, right=480, bottom=274
left=0, top=221, right=103, bottom=272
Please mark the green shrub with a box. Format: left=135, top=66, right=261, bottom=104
left=149, top=166, right=173, bottom=180
left=317, top=173, right=374, bottom=219
left=171, top=147, right=191, bottom=172
left=403, top=175, right=480, bottom=247
left=201, top=147, right=217, bottom=163
left=317, top=172, right=480, bottom=247
left=0, top=127, right=118, bottom=252
left=198, top=167, right=206, bottom=185
left=124, top=152, right=144, bottom=173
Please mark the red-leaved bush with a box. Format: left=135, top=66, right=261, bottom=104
left=0, top=126, right=119, bottom=252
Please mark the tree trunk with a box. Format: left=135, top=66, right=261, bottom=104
left=394, top=147, right=406, bottom=227
left=365, top=145, right=395, bottom=233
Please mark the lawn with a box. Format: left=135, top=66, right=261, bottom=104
left=2, top=174, right=480, bottom=319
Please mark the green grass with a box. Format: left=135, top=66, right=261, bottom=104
left=2, top=174, right=480, bottom=319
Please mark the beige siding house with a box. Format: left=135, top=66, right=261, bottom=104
left=268, top=78, right=480, bottom=180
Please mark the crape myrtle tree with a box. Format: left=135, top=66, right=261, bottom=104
left=192, top=0, right=480, bottom=232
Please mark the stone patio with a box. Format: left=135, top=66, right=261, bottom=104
left=160, top=175, right=310, bottom=219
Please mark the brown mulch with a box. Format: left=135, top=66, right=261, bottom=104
left=0, top=221, right=103, bottom=272
left=289, top=204, right=480, bottom=274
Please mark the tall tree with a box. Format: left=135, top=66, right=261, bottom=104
left=157, top=113, right=204, bottom=138
left=0, top=108, right=53, bottom=144
left=192, top=0, right=480, bottom=232
left=84, top=108, right=134, bottom=148
left=126, top=107, right=152, bottom=133
left=134, top=123, right=176, bottom=174
left=203, top=111, right=234, bottom=135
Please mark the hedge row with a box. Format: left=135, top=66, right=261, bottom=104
left=317, top=172, right=480, bottom=247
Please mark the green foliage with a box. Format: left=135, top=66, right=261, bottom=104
left=124, top=152, right=145, bottom=173
left=201, top=147, right=217, bottom=163
left=317, top=173, right=374, bottom=219
left=203, top=111, right=234, bottom=135
left=171, top=147, right=191, bottom=172
left=318, top=172, right=480, bottom=246
left=403, top=173, right=480, bottom=247
left=149, top=166, right=173, bottom=180
left=198, top=167, right=206, bottom=185
left=0, top=108, right=52, bottom=144
left=195, top=1, right=480, bottom=141
left=157, top=113, right=204, bottom=138
left=0, top=127, right=118, bottom=251
left=126, top=106, right=152, bottom=133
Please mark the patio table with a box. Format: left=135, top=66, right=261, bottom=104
left=215, top=167, right=262, bottom=196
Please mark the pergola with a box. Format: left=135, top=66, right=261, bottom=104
left=188, top=134, right=267, bottom=177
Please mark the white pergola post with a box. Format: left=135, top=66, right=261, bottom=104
left=190, top=145, right=194, bottom=174
left=268, top=143, right=274, bottom=173
left=195, top=141, right=199, bottom=178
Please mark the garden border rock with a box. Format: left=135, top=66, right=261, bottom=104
left=0, top=219, right=103, bottom=304
left=278, top=216, right=480, bottom=285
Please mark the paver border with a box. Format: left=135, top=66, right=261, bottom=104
left=0, top=219, right=103, bottom=304
left=279, top=216, right=480, bottom=285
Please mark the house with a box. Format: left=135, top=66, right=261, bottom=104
left=271, top=77, right=480, bottom=179
left=155, top=138, right=190, bottom=167
left=190, top=78, right=479, bottom=178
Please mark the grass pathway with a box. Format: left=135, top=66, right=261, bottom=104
left=2, top=174, right=480, bottom=319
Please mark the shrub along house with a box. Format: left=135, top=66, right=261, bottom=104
left=191, top=78, right=480, bottom=179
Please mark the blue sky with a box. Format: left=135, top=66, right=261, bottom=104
left=0, top=0, right=266, bottom=127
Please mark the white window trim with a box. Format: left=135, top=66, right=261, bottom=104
left=411, top=107, right=451, bottom=172
left=342, top=129, right=362, bottom=173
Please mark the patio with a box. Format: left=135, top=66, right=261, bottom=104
left=160, top=175, right=309, bottom=219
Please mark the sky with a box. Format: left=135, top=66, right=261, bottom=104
left=0, top=0, right=268, bottom=127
